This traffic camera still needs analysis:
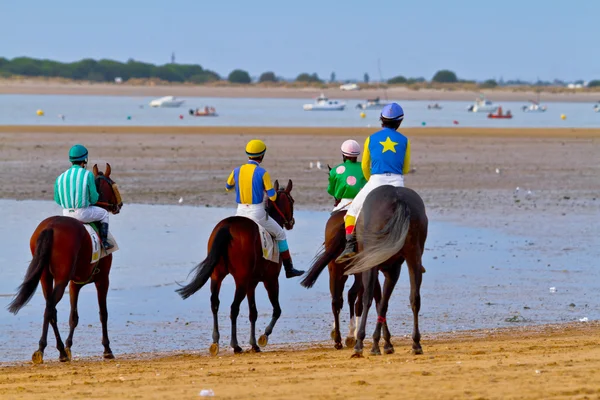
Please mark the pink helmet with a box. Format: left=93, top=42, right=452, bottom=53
left=341, top=139, right=361, bottom=157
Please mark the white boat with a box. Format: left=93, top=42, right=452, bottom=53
left=467, top=96, right=498, bottom=113
left=340, top=83, right=360, bottom=91
left=149, top=96, right=185, bottom=108
left=522, top=100, right=547, bottom=112
left=303, top=94, right=346, bottom=111
left=356, top=97, right=388, bottom=110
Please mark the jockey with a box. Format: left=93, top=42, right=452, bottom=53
left=54, top=144, right=113, bottom=250
left=225, top=139, right=304, bottom=278
left=336, top=103, right=411, bottom=262
left=327, top=139, right=367, bottom=212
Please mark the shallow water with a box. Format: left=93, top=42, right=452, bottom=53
left=0, top=94, right=598, bottom=128
left=0, top=200, right=598, bottom=362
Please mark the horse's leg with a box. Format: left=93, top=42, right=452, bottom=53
left=32, top=271, right=53, bottom=364
left=229, top=283, right=247, bottom=354
left=407, top=253, right=424, bottom=355
left=352, top=268, right=377, bottom=358
left=94, top=267, right=114, bottom=359
left=48, top=281, right=69, bottom=362
left=330, top=266, right=347, bottom=350
left=65, top=281, right=83, bottom=358
left=209, top=277, right=223, bottom=356
left=259, top=277, right=281, bottom=347
left=375, top=266, right=401, bottom=355
left=345, top=274, right=360, bottom=348
left=247, top=282, right=261, bottom=352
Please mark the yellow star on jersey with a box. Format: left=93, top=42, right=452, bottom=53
left=380, top=136, right=398, bottom=153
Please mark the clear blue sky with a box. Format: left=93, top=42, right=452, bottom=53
left=1, top=0, right=598, bottom=82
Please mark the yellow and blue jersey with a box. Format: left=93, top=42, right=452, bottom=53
left=226, top=160, right=276, bottom=204
left=361, top=128, right=411, bottom=180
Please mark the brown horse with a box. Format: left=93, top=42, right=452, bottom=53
left=7, top=164, right=123, bottom=364
left=177, top=180, right=294, bottom=355
left=301, top=209, right=381, bottom=350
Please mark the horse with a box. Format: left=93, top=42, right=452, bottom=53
left=7, top=164, right=123, bottom=364
left=176, top=180, right=295, bottom=355
left=301, top=209, right=381, bottom=350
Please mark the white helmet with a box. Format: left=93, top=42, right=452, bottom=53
left=341, top=139, right=361, bottom=157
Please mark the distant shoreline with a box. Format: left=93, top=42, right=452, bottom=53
left=1, top=80, right=599, bottom=103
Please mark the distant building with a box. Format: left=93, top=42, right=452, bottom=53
left=114, top=77, right=123, bottom=84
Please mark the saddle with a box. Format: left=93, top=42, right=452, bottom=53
left=239, top=217, right=279, bottom=263
left=83, top=222, right=119, bottom=264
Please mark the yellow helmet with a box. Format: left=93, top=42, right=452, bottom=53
left=245, top=139, right=267, bottom=157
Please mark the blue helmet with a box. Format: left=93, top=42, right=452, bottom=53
left=381, top=103, right=404, bottom=121
left=69, top=144, right=89, bottom=163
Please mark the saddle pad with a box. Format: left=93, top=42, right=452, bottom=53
left=83, top=224, right=119, bottom=264
left=239, top=216, right=279, bottom=263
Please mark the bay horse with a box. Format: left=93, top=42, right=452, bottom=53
left=301, top=209, right=381, bottom=350
left=7, top=164, right=123, bottom=364
left=176, top=180, right=294, bottom=355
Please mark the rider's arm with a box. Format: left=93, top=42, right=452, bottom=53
left=87, top=172, right=99, bottom=205
left=361, top=137, right=371, bottom=181
left=327, top=168, right=337, bottom=198
left=402, top=139, right=411, bottom=175
left=262, top=171, right=277, bottom=201
left=53, top=178, right=61, bottom=206
left=225, top=170, right=235, bottom=191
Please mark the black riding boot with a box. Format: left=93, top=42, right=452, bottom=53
left=281, top=250, right=304, bottom=278
left=335, top=233, right=357, bottom=263
left=99, top=223, right=114, bottom=250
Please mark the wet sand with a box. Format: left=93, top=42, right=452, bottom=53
left=1, top=323, right=599, bottom=399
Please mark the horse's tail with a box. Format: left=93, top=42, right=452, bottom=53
left=345, top=202, right=410, bottom=275
left=8, top=229, right=53, bottom=315
left=301, top=222, right=346, bottom=288
left=176, top=225, right=232, bottom=300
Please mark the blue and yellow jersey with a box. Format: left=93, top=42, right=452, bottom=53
left=361, top=128, right=411, bottom=180
left=226, top=160, right=276, bottom=204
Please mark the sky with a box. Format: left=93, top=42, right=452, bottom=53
left=1, top=0, right=598, bottom=82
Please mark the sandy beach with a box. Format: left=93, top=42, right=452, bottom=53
left=1, top=80, right=599, bottom=102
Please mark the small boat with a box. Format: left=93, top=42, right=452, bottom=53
left=356, top=97, right=388, bottom=110
left=467, top=96, right=498, bottom=113
left=427, top=103, right=442, bottom=110
left=189, top=106, right=217, bottom=117
left=340, top=83, right=360, bottom=91
left=303, top=94, right=346, bottom=111
left=594, top=103, right=600, bottom=113
left=149, top=96, right=185, bottom=108
left=487, top=106, right=513, bottom=119
left=522, top=100, right=547, bottom=112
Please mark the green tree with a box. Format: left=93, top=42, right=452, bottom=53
left=259, top=71, right=277, bottom=82
left=330, top=72, right=336, bottom=83
left=364, top=73, right=369, bottom=83
left=296, top=72, right=321, bottom=83
left=432, top=69, right=458, bottom=83
left=587, top=80, right=600, bottom=87
left=387, top=75, right=407, bottom=84
left=228, top=69, right=252, bottom=84
left=479, top=79, right=498, bottom=88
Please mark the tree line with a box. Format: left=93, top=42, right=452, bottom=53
left=0, top=57, right=597, bottom=87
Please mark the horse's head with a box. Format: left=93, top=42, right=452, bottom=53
left=93, top=163, right=123, bottom=214
left=268, top=179, right=295, bottom=230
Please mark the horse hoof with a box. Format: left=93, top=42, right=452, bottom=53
left=345, top=336, right=356, bottom=348
left=209, top=343, right=219, bottom=357
left=350, top=351, right=364, bottom=359
left=330, top=329, right=337, bottom=340
left=258, top=335, right=268, bottom=347
left=334, top=342, right=343, bottom=350
left=233, top=346, right=244, bottom=354
left=370, top=348, right=381, bottom=356
left=384, top=346, right=395, bottom=355
left=65, top=347, right=72, bottom=361
left=412, top=347, right=424, bottom=355
left=250, top=346, right=261, bottom=353
left=32, top=351, right=44, bottom=364
left=104, top=352, right=115, bottom=360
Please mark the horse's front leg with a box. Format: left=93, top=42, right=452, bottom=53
left=330, top=265, right=347, bottom=350
left=94, top=263, right=114, bottom=359
left=352, top=268, right=377, bottom=358
left=345, top=274, right=360, bottom=348
left=247, top=283, right=260, bottom=352
left=230, top=284, right=246, bottom=354
left=407, top=255, right=424, bottom=355
left=259, top=277, right=281, bottom=347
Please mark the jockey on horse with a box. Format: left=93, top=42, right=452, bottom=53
left=226, top=139, right=304, bottom=278
left=55, top=144, right=114, bottom=250
left=327, top=139, right=368, bottom=212
left=336, top=103, right=411, bottom=262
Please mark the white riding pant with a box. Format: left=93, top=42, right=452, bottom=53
left=346, top=173, right=404, bottom=221
left=332, top=198, right=353, bottom=212
left=236, top=203, right=286, bottom=241
left=63, top=206, right=109, bottom=224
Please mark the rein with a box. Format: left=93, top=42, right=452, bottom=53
left=269, top=190, right=294, bottom=227
left=95, top=175, right=122, bottom=213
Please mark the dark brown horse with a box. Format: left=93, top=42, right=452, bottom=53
left=177, top=180, right=294, bottom=355
left=7, top=164, right=123, bottom=364
left=301, top=209, right=381, bottom=350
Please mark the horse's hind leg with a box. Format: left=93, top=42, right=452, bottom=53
left=32, top=271, right=54, bottom=364
left=330, top=267, right=347, bottom=350
left=407, top=253, right=424, bottom=355
left=230, top=283, right=247, bottom=354
left=65, top=281, right=83, bottom=358
left=353, top=268, right=377, bottom=358
left=247, top=282, right=261, bottom=352
left=259, top=278, right=281, bottom=347
left=375, top=266, right=400, bottom=355
left=48, top=281, right=69, bottom=362
left=345, top=274, right=360, bottom=348
left=209, top=277, right=223, bottom=356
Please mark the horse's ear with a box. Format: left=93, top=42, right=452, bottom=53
left=327, top=164, right=332, bottom=171
left=273, top=180, right=279, bottom=192
left=285, top=179, right=293, bottom=193
left=92, top=164, right=99, bottom=177
left=105, top=163, right=111, bottom=178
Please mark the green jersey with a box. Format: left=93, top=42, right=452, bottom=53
left=54, top=165, right=99, bottom=209
left=327, top=160, right=367, bottom=200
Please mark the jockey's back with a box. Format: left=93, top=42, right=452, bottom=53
left=54, top=164, right=98, bottom=209
left=362, top=127, right=411, bottom=180
left=226, top=160, right=276, bottom=204
left=328, top=160, right=366, bottom=200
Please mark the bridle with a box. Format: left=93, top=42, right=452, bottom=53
left=268, top=189, right=295, bottom=229
left=95, top=174, right=123, bottom=214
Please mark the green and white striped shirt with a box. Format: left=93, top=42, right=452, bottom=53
left=54, top=165, right=99, bottom=209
